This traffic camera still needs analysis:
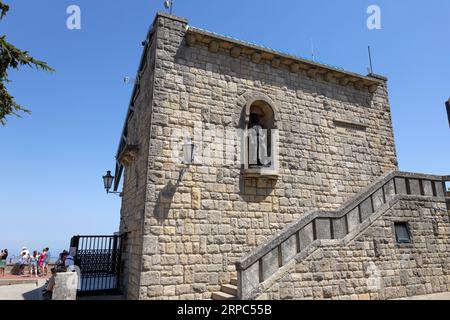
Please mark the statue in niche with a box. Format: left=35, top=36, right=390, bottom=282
left=248, top=111, right=271, bottom=168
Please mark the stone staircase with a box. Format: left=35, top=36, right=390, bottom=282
left=233, top=171, right=450, bottom=300
left=212, top=277, right=238, bottom=300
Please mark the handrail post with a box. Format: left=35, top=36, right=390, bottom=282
left=443, top=176, right=450, bottom=197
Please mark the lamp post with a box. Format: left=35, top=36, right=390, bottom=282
left=176, top=138, right=195, bottom=184
left=182, top=138, right=195, bottom=165
left=103, top=171, right=122, bottom=196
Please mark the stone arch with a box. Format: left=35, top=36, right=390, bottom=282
left=238, top=91, right=280, bottom=175
left=241, top=92, right=280, bottom=127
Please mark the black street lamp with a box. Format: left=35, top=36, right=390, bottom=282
left=103, top=170, right=122, bottom=196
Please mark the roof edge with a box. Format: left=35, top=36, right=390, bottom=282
left=367, top=73, right=388, bottom=82
left=186, top=26, right=385, bottom=88
left=155, top=11, right=188, bottom=24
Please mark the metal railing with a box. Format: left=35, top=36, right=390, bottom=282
left=70, top=235, right=122, bottom=295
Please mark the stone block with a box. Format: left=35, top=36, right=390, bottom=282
left=261, top=247, right=279, bottom=281
left=52, top=272, right=79, bottom=300
left=395, top=178, right=407, bottom=195
left=279, top=283, right=294, bottom=299
left=347, top=207, right=360, bottom=233
left=409, top=179, right=421, bottom=195
left=281, top=234, right=298, bottom=265
left=141, top=271, right=161, bottom=286
left=360, top=197, right=373, bottom=221
left=299, top=223, right=314, bottom=251
left=143, top=236, right=159, bottom=255
left=384, top=179, right=396, bottom=201
left=239, top=261, right=259, bottom=299
left=332, top=216, right=347, bottom=239
left=358, top=293, right=370, bottom=300
left=315, top=219, right=331, bottom=240
left=422, top=180, right=433, bottom=196
left=191, top=188, right=201, bottom=209
left=434, top=181, right=445, bottom=197
left=323, top=286, right=333, bottom=299
left=372, top=188, right=384, bottom=211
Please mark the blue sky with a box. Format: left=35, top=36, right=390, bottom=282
left=1, top=0, right=449, bottom=255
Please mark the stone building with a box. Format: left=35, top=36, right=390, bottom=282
left=112, top=12, right=450, bottom=300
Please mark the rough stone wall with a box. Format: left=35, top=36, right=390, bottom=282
left=118, top=18, right=158, bottom=299
left=122, top=13, right=398, bottom=299
left=263, top=198, right=450, bottom=300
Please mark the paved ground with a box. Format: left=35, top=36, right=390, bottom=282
left=76, top=291, right=450, bottom=301
left=0, top=281, right=448, bottom=300
left=394, top=292, right=450, bottom=300
left=1, top=274, right=51, bottom=280
left=78, top=294, right=125, bottom=300
left=0, top=274, right=51, bottom=288
left=0, top=279, right=47, bottom=300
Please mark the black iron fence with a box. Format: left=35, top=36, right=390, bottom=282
left=70, top=235, right=122, bottom=295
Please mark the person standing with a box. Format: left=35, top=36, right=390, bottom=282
left=0, top=249, right=8, bottom=277
left=43, top=248, right=50, bottom=276
left=38, top=248, right=47, bottom=276
left=64, top=251, right=75, bottom=272
left=19, top=247, right=30, bottom=276
left=30, top=251, right=39, bottom=278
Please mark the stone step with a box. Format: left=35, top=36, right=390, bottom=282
left=212, top=291, right=236, bottom=300
left=230, top=278, right=237, bottom=286
left=221, top=284, right=238, bottom=296
left=0, top=279, right=39, bottom=287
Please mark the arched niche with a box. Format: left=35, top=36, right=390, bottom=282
left=242, top=92, right=280, bottom=127
left=240, top=92, right=279, bottom=179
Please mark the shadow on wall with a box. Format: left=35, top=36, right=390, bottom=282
left=153, top=170, right=187, bottom=220
left=153, top=181, right=177, bottom=221
left=239, top=176, right=275, bottom=202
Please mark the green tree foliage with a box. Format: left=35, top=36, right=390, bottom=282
left=0, top=1, right=54, bottom=125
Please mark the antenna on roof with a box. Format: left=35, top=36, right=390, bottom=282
left=164, top=0, right=173, bottom=15
left=368, top=45, right=374, bottom=74
left=310, top=38, right=315, bottom=61
left=445, top=98, right=450, bottom=128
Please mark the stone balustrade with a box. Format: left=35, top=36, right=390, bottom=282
left=236, top=171, right=449, bottom=300
left=52, top=272, right=79, bottom=300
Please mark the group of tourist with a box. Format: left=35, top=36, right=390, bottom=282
left=17, top=247, right=51, bottom=277
left=2, top=246, right=79, bottom=299
left=0, top=249, right=8, bottom=277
